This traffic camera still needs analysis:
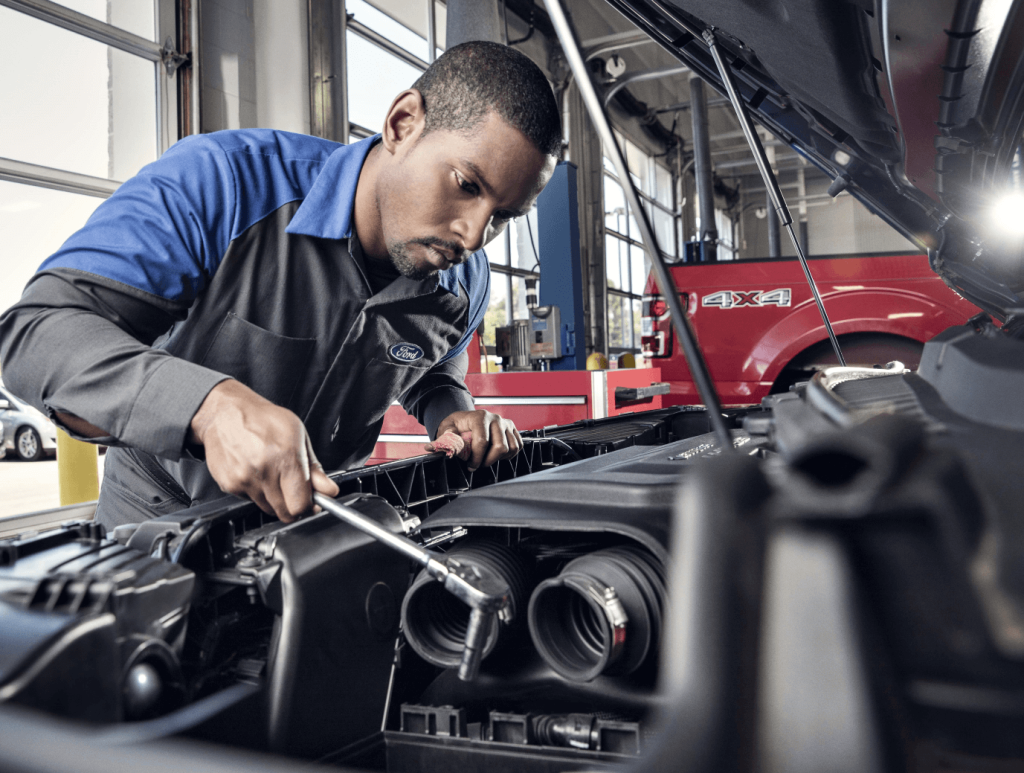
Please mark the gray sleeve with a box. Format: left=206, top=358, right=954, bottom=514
left=0, top=268, right=229, bottom=461
left=400, top=349, right=475, bottom=440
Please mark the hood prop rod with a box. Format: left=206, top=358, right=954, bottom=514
left=543, top=0, right=734, bottom=452
left=702, top=28, right=845, bottom=366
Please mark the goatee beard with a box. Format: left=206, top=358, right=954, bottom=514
left=386, top=241, right=436, bottom=280
left=385, top=238, right=466, bottom=280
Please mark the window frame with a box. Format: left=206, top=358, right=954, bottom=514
left=602, top=147, right=681, bottom=353
left=344, top=0, right=445, bottom=139
left=0, top=0, right=181, bottom=201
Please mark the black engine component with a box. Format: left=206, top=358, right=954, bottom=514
left=528, top=546, right=665, bottom=682
left=401, top=539, right=533, bottom=669
left=532, top=712, right=641, bottom=754
left=14, top=362, right=1024, bottom=771
left=0, top=418, right=712, bottom=771
left=0, top=521, right=193, bottom=723
left=0, top=495, right=413, bottom=759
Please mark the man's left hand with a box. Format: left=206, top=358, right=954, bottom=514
left=427, top=410, right=522, bottom=471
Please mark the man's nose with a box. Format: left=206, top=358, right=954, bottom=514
left=452, top=204, right=492, bottom=254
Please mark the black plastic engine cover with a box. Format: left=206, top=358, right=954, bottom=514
left=419, top=434, right=761, bottom=564
left=0, top=521, right=194, bottom=722
left=229, top=495, right=411, bottom=758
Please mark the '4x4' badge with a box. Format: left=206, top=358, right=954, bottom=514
left=702, top=288, right=791, bottom=309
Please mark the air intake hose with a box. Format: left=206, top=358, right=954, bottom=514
left=401, top=540, right=532, bottom=669
left=528, top=546, right=665, bottom=682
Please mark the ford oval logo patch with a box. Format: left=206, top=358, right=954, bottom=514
left=390, top=343, right=424, bottom=363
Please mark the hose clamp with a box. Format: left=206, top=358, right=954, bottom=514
left=584, top=583, right=629, bottom=665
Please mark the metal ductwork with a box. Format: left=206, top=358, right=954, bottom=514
left=446, top=0, right=503, bottom=46
left=690, top=75, right=717, bottom=261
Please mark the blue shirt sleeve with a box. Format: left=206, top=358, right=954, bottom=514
left=438, top=249, right=490, bottom=365
left=40, top=131, right=332, bottom=303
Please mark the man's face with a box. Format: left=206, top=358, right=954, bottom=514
left=376, top=110, right=556, bottom=279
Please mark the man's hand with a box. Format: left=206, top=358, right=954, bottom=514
left=427, top=410, right=522, bottom=471
left=190, top=380, right=339, bottom=523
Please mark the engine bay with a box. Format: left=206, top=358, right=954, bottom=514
left=4, top=318, right=1024, bottom=771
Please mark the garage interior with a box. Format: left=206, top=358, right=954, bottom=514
left=3, top=1, right=1024, bottom=771
left=0, top=0, right=914, bottom=513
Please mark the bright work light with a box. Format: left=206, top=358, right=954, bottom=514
left=992, top=193, right=1024, bottom=236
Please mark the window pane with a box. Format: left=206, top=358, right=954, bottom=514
left=512, top=211, right=539, bottom=271
left=632, top=298, right=643, bottom=349
left=628, top=210, right=642, bottom=244
left=434, top=1, right=447, bottom=49
left=603, top=175, right=626, bottom=235
left=654, top=208, right=675, bottom=256
left=625, top=140, right=649, bottom=194
left=486, top=229, right=509, bottom=266
left=607, top=294, right=630, bottom=349
left=715, top=210, right=734, bottom=260
left=605, top=238, right=617, bottom=290
left=0, top=7, right=158, bottom=180
left=351, top=0, right=429, bottom=61
left=482, top=273, right=509, bottom=349
left=108, top=48, right=160, bottom=180
left=58, top=0, right=156, bottom=41
left=346, top=30, right=424, bottom=132
left=605, top=237, right=626, bottom=291
left=511, top=276, right=529, bottom=322
left=0, top=181, right=104, bottom=314
left=655, top=163, right=673, bottom=208
left=630, top=244, right=649, bottom=296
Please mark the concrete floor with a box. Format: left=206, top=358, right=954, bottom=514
left=0, top=454, right=105, bottom=519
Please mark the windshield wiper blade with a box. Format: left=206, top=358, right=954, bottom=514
left=543, top=0, right=734, bottom=452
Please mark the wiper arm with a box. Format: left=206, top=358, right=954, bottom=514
left=543, top=0, right=734, bottom=452
left=702, top=29, right=846, bottom=366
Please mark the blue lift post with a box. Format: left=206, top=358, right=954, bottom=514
left=536, top=162, right=587, bottom=370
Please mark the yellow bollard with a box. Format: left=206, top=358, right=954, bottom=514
left=56, top=430, right=99, bottom=506
left=617, top=352, right=636, bottom=369
left=586, top=352, right=608, bottom=371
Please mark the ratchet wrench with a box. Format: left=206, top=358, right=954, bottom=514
left=313, top=492, right=512, bottom=681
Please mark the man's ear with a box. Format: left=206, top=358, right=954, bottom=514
left=380, top=89, right=426, bottom=155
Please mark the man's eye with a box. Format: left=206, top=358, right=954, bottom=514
left=456, top=173, right=478, bottom=195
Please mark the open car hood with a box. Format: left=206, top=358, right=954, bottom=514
left=604, top=0, right=1024, bottom=320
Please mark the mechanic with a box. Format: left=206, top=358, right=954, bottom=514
left=0, top=41, right=561, bottom=529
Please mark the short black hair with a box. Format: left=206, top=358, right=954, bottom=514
left=413, top=41, right=563, bottom=157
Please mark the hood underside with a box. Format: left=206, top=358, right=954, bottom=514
left=603, top=0, right=1024, bottom=319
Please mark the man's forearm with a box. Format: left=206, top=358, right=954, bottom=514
left=55, top=412, right=110, bottom=439
left=401, top=350, right=474, bottom=439
left=0, top=270, right=226, bottom=459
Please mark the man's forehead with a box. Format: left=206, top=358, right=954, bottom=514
left=451, top=141, right=553, bottom=200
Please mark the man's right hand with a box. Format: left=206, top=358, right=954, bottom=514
left=189, top=380, right=339, bottom=523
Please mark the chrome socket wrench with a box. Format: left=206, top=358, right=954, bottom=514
left=313, top=492, right=512, bottom=681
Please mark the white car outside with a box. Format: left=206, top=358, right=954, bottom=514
left=0, top=383, right=58, bottom=461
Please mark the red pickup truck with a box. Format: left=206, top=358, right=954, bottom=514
left=640, top=252, right=981, bottom=406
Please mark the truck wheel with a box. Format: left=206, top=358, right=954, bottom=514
left=16, top=427, right=44, bottom=461
left=772, top=333, right=924, bottom=394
